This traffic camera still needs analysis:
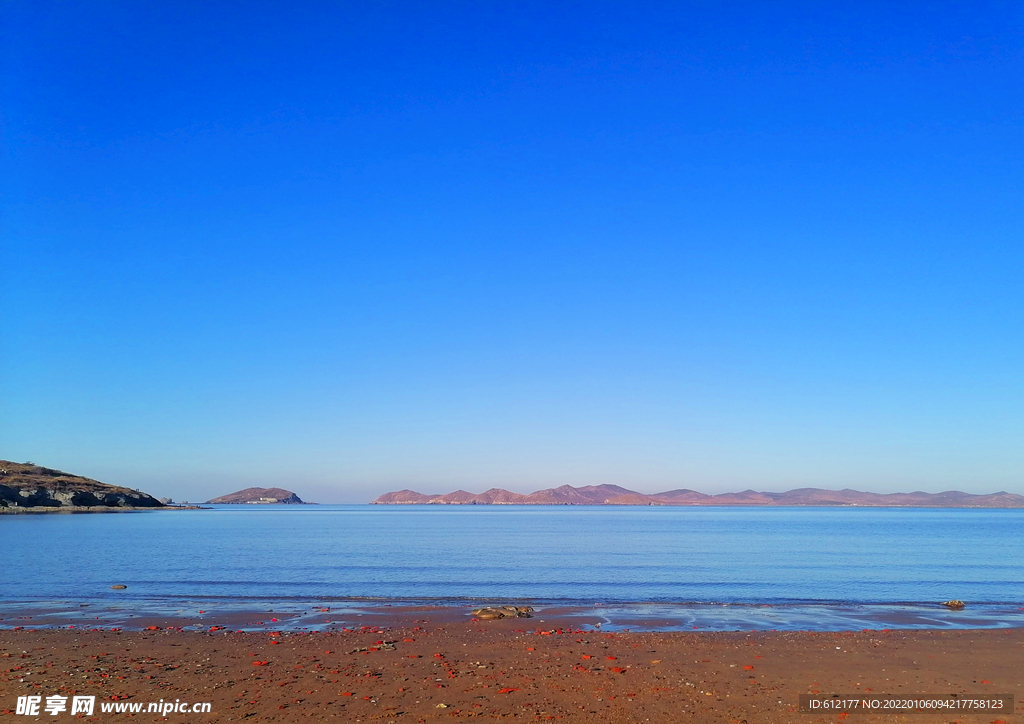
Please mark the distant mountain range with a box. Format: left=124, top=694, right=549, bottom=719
left=372, top=484, right=1024, bottom=507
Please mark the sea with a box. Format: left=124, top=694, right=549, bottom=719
left=3, top=505, right=1023, bottom=631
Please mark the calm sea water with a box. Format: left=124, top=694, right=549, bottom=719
left=4, top=504, right=1023, bottom=603
left=3, top=505, right=1023, bottom=629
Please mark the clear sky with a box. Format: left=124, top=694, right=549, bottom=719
left=2, top=1, right=1022, bottom=503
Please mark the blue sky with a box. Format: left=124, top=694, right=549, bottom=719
left=2, top=1, right=1022, bottom=503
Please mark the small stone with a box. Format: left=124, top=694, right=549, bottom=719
left=941, top=600, right=965, bottom=609
left=471, top=605, right=534, bottom=620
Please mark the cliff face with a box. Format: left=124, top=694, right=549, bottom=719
left=372, top=483, right=1024, bottom=507
left=0, top=461, right=164, bottom=509
left=206, top=487, right=304, bottom=504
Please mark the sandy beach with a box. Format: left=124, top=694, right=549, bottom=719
left=2, top=613, right=1021, bottom=723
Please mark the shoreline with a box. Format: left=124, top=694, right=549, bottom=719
left=4, top=600, right=1024, bottom=633
left=1, top=623, right=1020, bottom=722
left=0, top=505, right=207, bottom=514
left=371, top=501, right=1024, bottom=508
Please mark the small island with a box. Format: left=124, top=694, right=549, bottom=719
left=0, top=461, right=165, bottom=511
left=206, top=487, right=306, bottom=504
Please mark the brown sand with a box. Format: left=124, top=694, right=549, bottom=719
left=1, top=618, right=1021, bottom=723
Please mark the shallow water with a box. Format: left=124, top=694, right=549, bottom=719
left=2, top=505, right=1022, bottom=629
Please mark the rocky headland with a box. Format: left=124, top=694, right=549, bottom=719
left=206, top=487, right=305, bottom=504
left=372, top=483, right=1024, bottom=507
left=0, top=461, right=165, bottom=511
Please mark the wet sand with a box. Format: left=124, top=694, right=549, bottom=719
left=1, top=614, right=1022, bottom=722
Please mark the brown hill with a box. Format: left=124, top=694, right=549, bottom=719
left=648, top=489, right=713, bottom=504
left=473, top=488, right=531, bottom=504
left=706, top=489, right=777, bottom=505
left=525, top=484, right=636, bottom=505
left=371, top=483, right=1024, bottom=507
left=206, top=487, right=305, bottom=504
left=371, top=489, right=440, bottom=504
left=0, top=461, right=164, bottom=509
